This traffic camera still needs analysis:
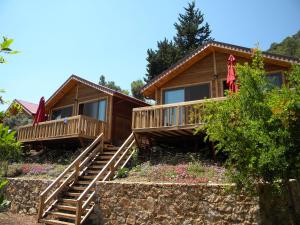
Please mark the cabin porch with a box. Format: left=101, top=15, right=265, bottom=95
left=17, top=115, right=106, bottom=143
left=132, top=97, right=225, bottom=137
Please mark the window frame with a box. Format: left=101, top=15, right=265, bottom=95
left=50, top=104, right=74, bottom=120
left=266, top=70, right=284, bottom=88
left=77, top=97, right=108, bottom=122
left=161, top=81, right=212, bottom=104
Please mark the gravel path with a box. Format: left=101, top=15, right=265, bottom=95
left=0, top=212, right=42, bottom=225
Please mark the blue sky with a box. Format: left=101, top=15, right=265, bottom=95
left=0, top=0, right=299, bottom=110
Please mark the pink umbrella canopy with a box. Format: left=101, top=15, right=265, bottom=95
left=226, top=54, right=238, bottom=93
left=33, top=97, right=46, bottom=124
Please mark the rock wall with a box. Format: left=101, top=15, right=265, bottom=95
left=5, top=178, right=52, bottom=214
left=94, top=182, right=260, bottom=225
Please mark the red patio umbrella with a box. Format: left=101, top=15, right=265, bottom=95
left=226, top=54, right=238, bottom=93
left=33, top=97, right=46, bottom=124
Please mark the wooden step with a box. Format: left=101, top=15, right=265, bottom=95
left=76, top=180, right=92, bottom=185
left=55, top=204, right=77, bottom=211
left=60, top=198, right=77, bottom=205
left=102, top=151, right=116, bottom=155
left=93, top=160, right=108, bottom=164
left=81, top=175, right=96, bottom=180
left=41, top=218, right=74, bottom=225
left=69, top=185, right=87, bottom=191
left=85, top=170, right=100, bottom=174
left=48, top=211, right=76, bottom=219
left=89, top=165, right=104, bottom=169
left=65, top=192, right=81, bottom=197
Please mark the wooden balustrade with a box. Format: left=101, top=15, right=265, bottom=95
left=18, top=115, right=105, bottom=142
left=132, top=97, right=225, bottom=131
left=37, top=133, right=105, bottom=222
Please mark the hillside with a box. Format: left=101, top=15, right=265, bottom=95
left=267, top=30, right=300, bottom=58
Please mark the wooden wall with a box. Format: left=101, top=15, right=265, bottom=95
left=111, top=97, right=139, bottom=145
left=155, top=52, right=289, bottom=104
left=50, top=82, right=112, bottom=142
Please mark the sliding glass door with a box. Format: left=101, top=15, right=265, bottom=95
left=78, top=99, right=107, bottom=121
left=162, top=83, right=211, bottom=126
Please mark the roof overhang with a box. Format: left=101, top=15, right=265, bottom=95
left=46, top=75, right=149, bottom=112
left=142, top=41, right=300, bottom=98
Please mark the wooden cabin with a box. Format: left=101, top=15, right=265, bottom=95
left=6, top=99, right=38, bottom=118
left=132, top=41, right=300, bottom=138
left=18, top=75, right=148, bottom=146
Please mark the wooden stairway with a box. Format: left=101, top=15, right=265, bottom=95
left=37, top=133, right=136, bottom=225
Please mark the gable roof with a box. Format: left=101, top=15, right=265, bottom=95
left=46, top=75, right=148, bottom=110
left=142, top=40, right=300, bottom=97
left=9, top=99, right=38, bottom=116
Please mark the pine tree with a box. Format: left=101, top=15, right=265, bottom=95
left=174, top=1, right=212, bottom=57
left=98, top=75, right=129, bottom=95
left=131, top=79, right=145, bottom=100
left=144, top=39, right=179, bottom=82
left=144, top=1, right=212, bottom=83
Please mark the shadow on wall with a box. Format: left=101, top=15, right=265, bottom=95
left=258, top=180, right=300, bottom=225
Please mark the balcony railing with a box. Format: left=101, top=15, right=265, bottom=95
left=18, top=115, right=105, bottom=142
left=132, top=97, right=225, bottom=131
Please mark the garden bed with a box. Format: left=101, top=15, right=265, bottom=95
left=115, top=160, right=227, bottom=184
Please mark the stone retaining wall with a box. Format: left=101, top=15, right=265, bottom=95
left=5, top=178, right=52, bottom=214
left=94, top=182, right=260, bottom=225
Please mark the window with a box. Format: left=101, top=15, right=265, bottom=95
left=51, top=106, right=73, bottom=120
left=267, top=72, right=283, bottom=87
left=163, top=83, right=211, bottom=104
left=79, top=99, right=107, bottom=121
left=222, top=80, right=229, bottom=96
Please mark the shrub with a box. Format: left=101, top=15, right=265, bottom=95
left=116, top=168, right=129, bottom=178
left=196, top=49, right=300, bottom=193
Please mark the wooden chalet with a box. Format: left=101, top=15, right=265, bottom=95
left=132, top=41, right=300, bottom=139
left=6, top=99, right=38, bottom=118
left=17, top=75, right=148, bottom=146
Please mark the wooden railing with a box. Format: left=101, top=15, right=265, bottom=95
left=75, top=133, right=136, bottom=225
left=37, top=133, right=104, bottom=223
left=132, top=97, right=225, bottom=130
left=18, top=115, right=105, bottom=142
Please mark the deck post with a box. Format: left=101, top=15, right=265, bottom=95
left=75, top=200, right=82, bottom=225
left=37, top=194, right=45, bottom=221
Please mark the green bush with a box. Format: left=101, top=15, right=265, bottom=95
left=116, top=168, right=129, bottom=178
left=196, top=49, right=300, bottom=193
left=0, top=124, right=21, bottom=176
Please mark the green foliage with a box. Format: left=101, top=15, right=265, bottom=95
left=174, top=1, right=212, bottom=58
left=3, top=112, right=32, bottom=131
left=144, top=1, right=212, bottom=83
left=116, top=167, right=129, bottom=178
left=0, top=36, right=20, bottom=64
left=99, top=74, right=129, bottom=95
left=267, top=30, right=300, bottom=58
left=0, top=177, right=9, bottom=211
left=0, top=124, right=21, bottom=176
left=196, top=49, right=300, bottom=192
left=131, top=79, right=145, bottom=100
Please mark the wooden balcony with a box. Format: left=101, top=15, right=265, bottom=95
left=18, top=115, right=106, bottom=143
left=132, top=97, right=225, bottom=136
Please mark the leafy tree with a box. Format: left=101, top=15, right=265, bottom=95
left=174, top=1, right=212, bottom=58
left=144, top=1, right=212, bottom=83
left=98, top=75, right=129, bottom=95
left=0, top=36, right=19, bottom=63
left=131, top=79, right=145, bottom=100
left=145, top=39, right=179, bottom=82
left=196, top=49, right=300, bottom=193
left=0, top=124, right=21, bottom=177
left=267, top=30, right=300, bottom=58
left=3, top=112, right=32, bottom=131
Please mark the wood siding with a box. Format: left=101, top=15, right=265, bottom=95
left=155, top=52, right=289, bottom=104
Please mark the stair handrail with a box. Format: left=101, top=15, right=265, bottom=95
left=74, top=132, right=135, bottom=225
left=37, top=132, right=104, bottom=221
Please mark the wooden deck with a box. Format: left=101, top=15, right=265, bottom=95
left=18, top=115, right=106, bottom=143
left=132, top=97, right=225, bottom=137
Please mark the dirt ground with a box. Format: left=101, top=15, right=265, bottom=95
left=0, top=212, right=42, bottom=225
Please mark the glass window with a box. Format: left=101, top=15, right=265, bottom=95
left=98, top=99, right=106, bottom=121
left=79, top=99, right=107, bottom=121
left=51, top=106, right=73, bottom=120
left=267, top=73, right=283, bottom=87
left=163, top=88, right=184, bottom=104
left=222, top=80, right=229, bottom=96
left=185, top=83, right=210, bottom=101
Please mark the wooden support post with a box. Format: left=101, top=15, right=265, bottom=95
left=75, top=200, right=82, bottom=225
left=37, top=195, right=45, bottom=221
